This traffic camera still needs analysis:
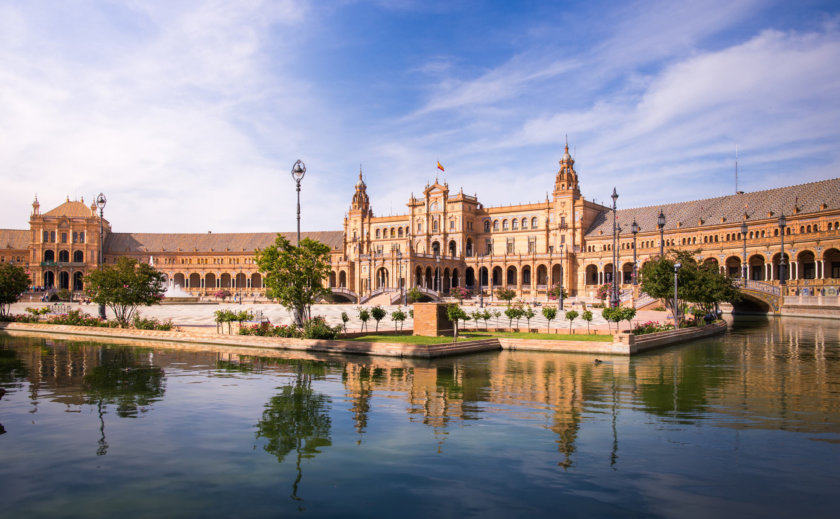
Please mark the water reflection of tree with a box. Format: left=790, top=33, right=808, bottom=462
left=82, top=348, right=165, bottom=455
left=0, top=347, right=29, bottom=435
left=256, top=360, right=331, bottom=502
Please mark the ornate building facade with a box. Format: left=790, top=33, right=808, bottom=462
left=2, top=145, right=839, bottom=308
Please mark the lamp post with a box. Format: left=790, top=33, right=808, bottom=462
left=741, top=221, right=748, bottom=288
left=291, top=159, right=306, bottom=245
left=657, top=209, right=666, bottom=257
left=673, top=262, right=681, bottom=329
left=610, top=187, right=619, bottom=308
left=631, top=219, right=639, bottom=285
left=778, top=213, right=787, bottom=287
left=96, top=193, right=107, bottom=320
left=558, top=243, right=565, bottom=310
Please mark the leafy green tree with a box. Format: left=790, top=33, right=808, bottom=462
left=446, top=304, right=468, bottom=339
left=620, top=307, right=637, bottom=332
left=492, top=309, right=502, bottom=327
left=358, top=308, right=370, bottom=333
left=407, top=287, right=424, bottom=303
left=255, top=235, right=331, bottom=327
left=84, top=257, right=165, bottom=327
left=391, top=308, right=406, bottom=331
left=542, top=307, right=557, bottom=331
left=340, top=311, right=350, bottom=333
left=0, top=263, right=31, bottom=317
left=481, top=309, right=492, bottom=330
left=495, top=288, right=516, bottom=306
left=524, top=306, right=536, bottom=329
left=370, top=305, right=387, bottom=332
left=504, top=307, right=517, bottom=328
left=582, top=310, right=593, bottom=334
left=470, top=310, right=483, bottom=330
left=602, top=307, right=615, bottom=333
left=565, top=310, right=579, bottom=334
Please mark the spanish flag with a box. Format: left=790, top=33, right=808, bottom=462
left=436, top=161, right=445, bottom=172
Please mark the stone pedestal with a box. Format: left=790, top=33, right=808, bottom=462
left=413, top=302, right=454, bottom=336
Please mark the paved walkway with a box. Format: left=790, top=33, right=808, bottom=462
left=8, top=301, right=672, bottom=334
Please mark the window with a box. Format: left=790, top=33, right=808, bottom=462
left=486, top=240, right=492, bottom=254
left=528, top=238, right=535, bottom=253
left=375, top=229, right=380, bottom=239
left=450, top=219, right=455, bottom=230
left=61, top=233, right=67, bottom=243
left=398, top=228, right=403, bottom=237
left=72, top=232, right=78, bottom=243
left=506, top=238, right=514, bottom=254
left=493, top=220, right=499, bottom=231
left=512, top=219, right=518, bottom=230
left=417, top=222, right=422, bottom=232
left=50, top=231, right=56, bottom=242
left=532, top=217, right=538, bottom=228
left=43, top=231, right=48, bottom=242
left=484, top=221, right=490, bottom=232
left=80, top=232, right=85, bottom=243
left=502, top=220, right=509, bottom=230
left=560, top=216, right=566, bottom=227
left=522, top=218, right=528, bottom=229
left=433, top=220, right=438, bottom=232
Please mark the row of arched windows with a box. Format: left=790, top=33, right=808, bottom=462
left=485, top=217, right=540, bottom=232
left=375, top=226, right=410, bottom=239
left=43, top=250, right=84, bottom=262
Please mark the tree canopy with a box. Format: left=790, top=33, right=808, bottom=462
left=0, top=263, right=30, bottom=316
left=255, top=235, right=331, bottom=326
left=640, top=249, right=740, bottom=320
left=84, top=257, right=166, bottom=327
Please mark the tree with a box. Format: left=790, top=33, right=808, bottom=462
left=542, top=307, right=557, bottom=331
left=391, top=308, right=406, bottom=331
left=582, top=310, right=593, bottom=334
left=407, top=287, right=424, bottom=303
left=565, top=310, right=579, bottom=334
left=504, top=307, right=517, bottom=328
left=446, top=304, right=468, bottom=340
left=548, top=283, right=568, bottom=303
left=620, top=307, right=636, bottom=332
left=524, top=306, right=536, bottom=329
left=0, top=263, right=30, bottom=317
left=358, top=308, right=370, bottom=333
left=492, top=309, right=502, bottom=327
left=453, top=286, right=471, bottom=303
left=496, top=288, right=516, bottom=306
left=85, top=257, right=165, bottom=327
left=602, top=307, right=615, bottom=333
left=370, top=305, right=386, bottom=332
left=255, top=235, right=331, bottom=327
left=640, top=250, right=740, bottom=324
left=340, top=311, right=350, bottom=333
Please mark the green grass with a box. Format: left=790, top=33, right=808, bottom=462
left=346, top=331, right=614, bottom=344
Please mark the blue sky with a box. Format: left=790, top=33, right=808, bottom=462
left=1, top=0, right=839, bottom=233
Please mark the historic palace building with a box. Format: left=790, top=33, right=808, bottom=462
left=2, top=144, right=840, bottom=309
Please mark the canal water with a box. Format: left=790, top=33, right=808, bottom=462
left=1, top=317, right=838, bottom=518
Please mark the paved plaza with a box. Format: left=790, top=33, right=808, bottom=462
left=8, top=300, right=669, bottom=334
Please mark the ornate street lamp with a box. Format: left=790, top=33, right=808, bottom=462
left=741, top=220, right=748, bottom=288
left=778, top=213, right=787, bottom=286
left=631, top=219, right=639, bottom=285
left=558, top=243, right=565, bottom=310
left=96, top=192, right=107, bottom=320
left=610, top=188, right=619, bottom=308
left=291, top=159, right=306, bottom=245
left=657, top=209, right=666, bottom=257
left=673, top=262, right=681, bottom=329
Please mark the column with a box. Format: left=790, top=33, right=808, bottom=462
left=768, top=263, right=773, bottom=282
left=819, top=260, right=825, bottom=279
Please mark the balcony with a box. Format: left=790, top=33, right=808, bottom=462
left=40, top=261, right=87, bottom=268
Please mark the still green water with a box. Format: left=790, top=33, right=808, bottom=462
left=1, top=317, right=838, bottom=518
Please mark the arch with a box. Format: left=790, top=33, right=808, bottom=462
left=328, top=271, right=337, bottom=288
left=250, top=273, right=262, bottom=289
left=235, top=273, right=247, bottom=289
left=502, top=219, right=509, bottom=230
left=493, top=220, right=500, bottom=231
left=375, top=267, right=389, bottom=289
left=58, top=250, right=70, bottom=262
left=479, top=266, right=489, bottom=287
left=748, top=254, right=765, bottom=281
left=339, top=270, right=347, bottom=288
left=506, top=266, right=517, bottom=286
left=59, top=271, right=70, bottom=290
left=44, top=270, right=55, bottom=288
left=771, top=252, right=790, bottom=281
left=621, top=262, right=634, bottom=284
left=824, top=248, right=840, bottom=279
left=466, top=238, right=473, bottom=257
left=521, top=217, right=528, bottom=229
left=536, top=264, right=548, bottom=285
left=484, top=221, right=490, bottom=232
left=725, top=256, right=742, bottom=278
left=465, top=267, right=476, bottom=287
left=398, top=227, right=403, bottom=238
left=603, top=263, right=614, bottom=284
left=415, top=266, right=423, bottom=287
left=73, top=250, right=84, bottom=262
left=521, top=265, right=531, bottom=285
left=512, top=219, right=519, bottom=230
left=205, top=273, right=217, bottom=289
left=432, top=241, right=441, bottom=256
left=425, top=267, right=433, bottom=289
left=551, top=264, right=562, bottom=286
left=443, top=267, right=451, bottom=293
left=390, top=227, right=396, bottom=238
left=220, top=273, right=232, bottom=288
left=174, top=273, right=186, bottom=288
left=448, top=240, right=457, bottom=257
left=797, top=250, right=816, bottom=280
left=73, top=271, right=84, bottom=291
left=188, top=273, right=200, bottom=288
left=432, top=220, right=438, bottom=232
left=531, top=217, right=538, bottom=228
left=44, top=250, right=55, bottom=262
left=492, top=266, right=503, bottom=286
